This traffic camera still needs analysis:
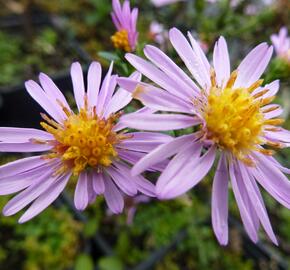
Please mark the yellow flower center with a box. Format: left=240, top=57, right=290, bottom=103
left=40, top=107, right=126, bottom=176
left=111, top=29, right=131, bottom=52
left=204, top=87, right=264, bottom=159
left=200, top=70, right=283, bottom=165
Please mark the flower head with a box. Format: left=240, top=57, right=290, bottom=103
left=271, top=27, right=290, bottom=63
left=0, top=61, right=172, bottom=223
left=111, top=0, right=138, bottom=52
left=117, top=28, right=290, bottom=245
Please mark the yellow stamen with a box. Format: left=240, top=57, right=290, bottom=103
left=225, top=70, right=238, bottom=89
left=264, top=118, right=284, bottom=126
left=266, top=140, right=285, bottom=148
left=210, top=68, right=217, bottom=87
left=111, top=29, right=131, bottom=52
left=247, top=79, right=264, bottom=93
left=40, top=113, right=61, bottom=129
left=261, top=105, right=280, bottom=113
left=256, top=148, right=275, bottom=156
left=56, top=100, right=72, bottom=117
left=253, top=89, right=269, bottom=99
left=264, top=126, right=281, bottom=132
left=239, top=156, right=255, bottom=167
left=41, top=122, right=58, bottom=136
left=260, top=96, right=276, bottom=106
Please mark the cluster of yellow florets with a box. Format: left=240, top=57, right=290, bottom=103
left=201, top=70, right=283, bottom=165
left=41, top=109, right=123, bottom=175
left=111, top=29, right=131, bottom=52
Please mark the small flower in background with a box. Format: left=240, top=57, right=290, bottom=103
left=271, top=27, right=290, bottom=64
left=198, top=39, right=209, bottom=54
left=245, top=4, right=258, bottom=15
left=151, top=0, right=185, bottom=7
left=0, top=61, right=173, bottom=223
left=117, top=28, right=290, bottom=245
left=262, top=0, right=274, bottom=6
left=148, top=21, right=168, bottom=46
left=111, top=0, right=138, bottom=52
left=230, top=0, right=241, bottom=8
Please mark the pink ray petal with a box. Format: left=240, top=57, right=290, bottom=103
left=74, top=171, right=89, bottom=211
left=104, top=174, right=124, bottom=214
left=71, top=62, right=85, bottom=111
left=19, top=172, right=71, bottom=223
left=211, top=153, right=229, bottom=245
left=87, top=61, right=102, bottom=109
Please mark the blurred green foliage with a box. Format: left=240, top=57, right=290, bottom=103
left=75, top=253, right=94, bottom=270
left=0, top=26, right=78, bottom=88
left=0, top=157, right=83, bottom=270
left=0, top=196, right=82, bottom=270
left=0, top=32, right=26, bottom=87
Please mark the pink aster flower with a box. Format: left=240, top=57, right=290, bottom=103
left=271, top=27, right=290, bottom=63
left=117, top=28, right=290, bottom=245
left=111, top=0, right=138, bottom=52
left=151, top=0, right=185, bottom=7
left=0, top=61, right=172, bottom=223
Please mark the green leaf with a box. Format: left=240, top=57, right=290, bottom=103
left=98, top=256, right=123, bottom=270
left=75, top=254, right=94, bottom=270
left=98, top=51, right=120, bottom=62
left=83, top=218, right=98, bottom=237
